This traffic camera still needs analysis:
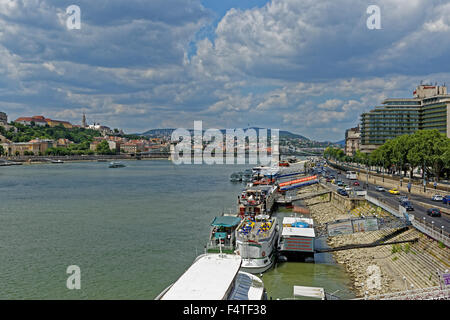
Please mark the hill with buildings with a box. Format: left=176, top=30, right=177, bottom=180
left=141, top=127, right=310, bottom=140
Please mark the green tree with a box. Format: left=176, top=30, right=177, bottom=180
left=96, top=140, right=113, bottom=155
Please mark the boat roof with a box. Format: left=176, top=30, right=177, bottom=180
left=282, top=217, right=315, bottom=238
left=293, top=285, right=325, bottom=300
left=211, top=216, right=241, bottom=227
left=244, top=185, right=274, bottom=192
left=161, top=254, right=242, bottom=300
left=282, top=227, right=315, bottom=238
left=283, top=217, right=314, bottom=225
left=229, top=272, right=265, bottom=300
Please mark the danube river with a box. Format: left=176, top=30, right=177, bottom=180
left=0, top=160, right=354, bottom=299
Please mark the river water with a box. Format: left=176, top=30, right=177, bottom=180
left=0, top=160, right=354, bottom=299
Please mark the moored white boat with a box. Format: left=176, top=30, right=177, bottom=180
left=278, top=216, right=315, bottom=262
left=235, top=215, right=278, bottom=274
left=155, top=253, right=266, bottom=300
left=108, top=161, right=126, bottom=168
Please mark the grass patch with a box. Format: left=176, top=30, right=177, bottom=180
left=438, top=242, right=445, bottom=249
left=391, top=244, right=403, bottom=254
left=404, top=243, right=410, bottom=254
left=392, top=256, right=398, bottom=261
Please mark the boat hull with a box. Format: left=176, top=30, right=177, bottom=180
left=240, top=252, right=276, bottom=274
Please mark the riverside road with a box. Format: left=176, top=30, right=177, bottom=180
left=323, top=166, right=450, bottom=233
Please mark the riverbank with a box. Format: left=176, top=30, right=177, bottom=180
left=0, top=154, right=169, bottom=165
left=302, top=186, right=450, bottom=298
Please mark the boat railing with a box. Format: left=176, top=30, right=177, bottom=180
left=206, top=242, right=235, bottom=253
left=236, top=227, right=275, bottom=242
left=239, top=200, right=264, bottom=206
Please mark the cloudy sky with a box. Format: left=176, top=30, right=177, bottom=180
left=1, top=0, right=450, bottom=141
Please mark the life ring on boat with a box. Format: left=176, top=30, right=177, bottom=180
left=262, top=251, right=266, bottom=257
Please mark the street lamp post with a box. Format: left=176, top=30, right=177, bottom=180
left=400, top=161, right=403, bottom=187
left=403, top=276, right=407, bottom=291
left=431, top=221, right=435, bottom=232
left=423, top=160, right=427, bottom=192
left=366, top=162, right=369, bottom=190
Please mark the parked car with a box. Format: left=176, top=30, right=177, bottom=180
left=337, top=181, right=344, bottom=186
left=443, top=195, right=450, bottom=205
left=337, top=189, right=348, bottom=197
left=432, top=195, right=443, bottom=201
left=389, top=188, right=400, bottom=195
left=375, top=186, right=385, bottom=192
left=353, top=181, right=360, bottom=186
left=427, top=208, right=442, bottom=217
left=400, top=200, right=414, bottom=211
left=326, top=177, right=332, bottom=182
left=345, top=186, right=352, bottom=192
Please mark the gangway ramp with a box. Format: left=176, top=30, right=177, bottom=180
left=276, top=190, right=331, bottom=204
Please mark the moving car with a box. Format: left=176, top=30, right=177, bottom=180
left=337, top=181, right=344, bottom=186
left=400, top=200, right=414, bottom=211
left=375, top=186, right=385, bottom=192
left=337, top=188, right=348, bottom=197
left=443, top=195, right=450, bottom=205
left=389, top=188, right=400, bottom=195
left=344, top=186, right=352, bottom=192
left=353, top=181, right=360, bottom=186
left=431, top=195, right=443, bottom=201
left=426, top=208, right=442, bottom=217
left=398, top=195, right=408, bottom=202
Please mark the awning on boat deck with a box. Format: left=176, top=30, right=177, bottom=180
left=211, top=216, right=241, bottom=228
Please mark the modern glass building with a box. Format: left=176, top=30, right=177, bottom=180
left=360, top=84, right=450, bottom=153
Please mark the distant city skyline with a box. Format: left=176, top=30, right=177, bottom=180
left=1, top=0, right=450, bottom=141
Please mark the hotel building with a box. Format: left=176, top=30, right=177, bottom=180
left=360, top=84, right=450, bottom=153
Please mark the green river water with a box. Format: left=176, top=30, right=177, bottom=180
left=0, top=160, right=354, bottom=299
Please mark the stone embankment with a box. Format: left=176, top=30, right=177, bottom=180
left=299, top=186, right=449, bottom=298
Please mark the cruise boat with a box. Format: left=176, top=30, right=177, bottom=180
left=235, top=215, right=279, bottom=274
left=252, top=166, right=279, bottom=181
left=155, top=254, right=267, bottom=300
left=207, top=216, right=242, bottom=254
left=278, top=216, right=315, bottom=262
left=108, top=161, right=126, bottom=168
left=238, top=185, right=277, bottom=217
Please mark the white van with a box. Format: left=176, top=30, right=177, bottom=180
left=346, top=171, right=357, bottom=180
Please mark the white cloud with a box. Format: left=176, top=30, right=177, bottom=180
left=1, top=0, right=450, bottom=139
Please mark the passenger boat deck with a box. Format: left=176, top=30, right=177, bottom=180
left=236, top=216, right=276, bottom=242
